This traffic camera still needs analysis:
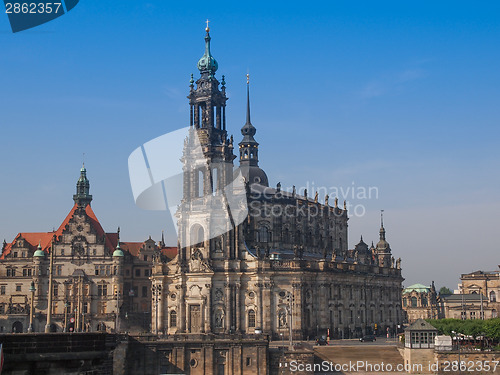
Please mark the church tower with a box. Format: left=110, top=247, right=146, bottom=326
left=238, top=75, right=269, bottom=187
left=376, top=211, right=392, bottom=267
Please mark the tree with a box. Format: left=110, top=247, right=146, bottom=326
left=439, top=287, right=453, bottom=296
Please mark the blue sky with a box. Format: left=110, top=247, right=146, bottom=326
left=1, top=1, right=499, bottom=289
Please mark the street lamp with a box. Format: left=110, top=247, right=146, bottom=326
left=451, top=330, right=462, bottom=374
left=27, top=281, right=35, bottom=332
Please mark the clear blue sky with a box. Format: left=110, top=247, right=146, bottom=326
left=1, top=1, right=499, bottom=289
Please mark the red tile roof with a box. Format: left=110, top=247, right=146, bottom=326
left=1, top=204, right=117, bottom=259
left=161, top=247, right=178, bottom=260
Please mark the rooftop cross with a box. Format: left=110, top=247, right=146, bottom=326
left=205, top=19, right=210, bottom=32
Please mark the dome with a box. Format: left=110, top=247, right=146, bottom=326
left=113, top=244, right=124, bottom=257
left=33, top=243, right=45, bottom=257
left=240, top=166, right=269, bottom=187
left=197, top=30, right=218, bottom=74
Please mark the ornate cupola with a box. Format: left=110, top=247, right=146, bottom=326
left=238, top=74, right=269, bottom=187
left=197, top=22, right=218, bottom=78
left=73, top=164, right=92, bottom=207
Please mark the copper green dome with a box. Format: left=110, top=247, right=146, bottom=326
left=33, top=242, right=45, bottom=257
left=197, top=27, right=218, bottom=75
left=113, top=243, right=124, bottom=257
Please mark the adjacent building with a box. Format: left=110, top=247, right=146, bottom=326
left=0, top=166, right=174, bottom=333
left=402, top=283, right=438, bottom=323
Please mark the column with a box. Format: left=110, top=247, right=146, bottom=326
left=225, top=283, right=231, bottom=333
left=158, top=285, right=164, bottom=333
left=205, top=284, right=212, bottom=333
left=235, top=283, right=241, bottom=332
left=292, top=282, right=303, bottom=339
left=179, top=284, right=186, bottom=332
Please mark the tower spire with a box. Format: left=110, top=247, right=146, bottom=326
left=238, top=74, right=269, bottom=186
left=379, top=210, right=386, bottom=240
left=197, top=21, right=218, bottom=77
left=73, top=164, right=92, bottom=207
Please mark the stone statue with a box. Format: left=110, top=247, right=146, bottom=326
left=325, top=194, right=329, bottom=206
left=277, top=182, right=281, bottom=192
left=278, top=309, right=287, bottom=328
left=396, top=258, right=401, bottom=269
left=334, top=197, right=338, bottom=208
left=215, top=309, right=224, bottom=328
left=292, top=185, right=296, bottom=197
left=314, top=191, right=318, bottom=203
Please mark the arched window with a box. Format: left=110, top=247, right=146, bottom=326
left=259, top=226, right=269, bottom=243
left=490, top=291, right=496, bottom=302
left=170, top=310, right=177, bottom=328
left=212, top=168, right=218, bottom=194
left=248, top=310, right=256, bottom=328
left=403, top=298, right=407, bottom=307
left=191, top=225, right=204, bottom=247
left=411, top=297, right=417, bottom=307
left=243, top=150, right=249, bottom=159
left=421, top=297, right=428, bottom=307
left=492, top=309, right=497, bottom=318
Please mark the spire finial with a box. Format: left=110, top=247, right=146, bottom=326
left=82, top=153, right=85, bottom=168
left=246, top=74, right=251, bottom=125
left=381, top=209, right=384, bottom=228
left=205, top=19, right=210, bottom=32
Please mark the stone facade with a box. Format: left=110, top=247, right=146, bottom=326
left=0, top=167, right=175, bottom=334
left=402, top=283, right=439, bottom=323
left=151, top=27, right=404, bottom=341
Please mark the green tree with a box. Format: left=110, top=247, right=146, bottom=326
left=439, top=287, right=453, bottom=295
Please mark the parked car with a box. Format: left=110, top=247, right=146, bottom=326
left=316, top=337, right=329, bottom=345
left=360, top=335, right=376, bottom=342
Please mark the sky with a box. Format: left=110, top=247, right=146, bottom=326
left=1, top=1, right=499, bottom=290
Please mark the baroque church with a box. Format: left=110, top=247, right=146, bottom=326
left=150, top=25, right=404, bottom=340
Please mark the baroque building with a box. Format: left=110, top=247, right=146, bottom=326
left=0, top=166, right=174, bottom=333
left=402, top=283, right=438, bottom=323
left=151, top=26, right=404, bottom=340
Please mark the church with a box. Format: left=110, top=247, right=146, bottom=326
left=150, top=25, right=404, bottom=341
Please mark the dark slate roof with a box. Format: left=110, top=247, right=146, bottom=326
left=405, top=319, right=437, bottom=332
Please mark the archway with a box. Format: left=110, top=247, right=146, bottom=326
left=12, top=321, right=23, bottom=333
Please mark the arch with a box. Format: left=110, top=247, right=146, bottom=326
left=243, top=150, right=249, bottom=159
left=411, top=297, right=417, bottom=307
left=248, top=309, right=256, bottom=328
left=492, top=309, right=497, bottom=318
left=170, top=310, right=177, bottom=327
left=12, top=321, right=23, bottom=333
left=490, top=291, right=496, bottom=302
left=190, top=224, right=205, bottom=246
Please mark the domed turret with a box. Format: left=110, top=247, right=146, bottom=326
left=33, top=242, right=45, bottom=257
left=113, top=243, right=124, bottom=257
left=197, top=24, right=218, bottom=76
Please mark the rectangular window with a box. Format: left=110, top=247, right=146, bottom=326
left=13, top=252, right=17, bottom=258
left=98, top=284, right=108, bottom=297
left=83, top=302, right=88, bottom=314
left=142, top=286, right=148, bottom=297
left=61, top=249, right=65, bottom=256
left=23, top=269, right=27, bottom=277
left=143, top=255, right=148, bottom=261
left=99, top=265, right=105, bottom=276
left=16, top=285, right=21, bottom=292
left=0, top=286, right=5, bottom=295
left=350, top=310, right=353, bottom=323
left=461, top=311, right=466, bottom=320
left=338, top=310, right=342, bottom=324
left=135, top=269, right=141, bottom=277
left=144, top=269, right=150, bottom=277
left=53, top=284, right=58, bottom=296
left=95, top=266, right=99, bottom=276
left=105, top=265, right=110, bottom=276
left=6, top=269, right=11, bottom=277
left=22, top=252, right=26, bottom=258
left=470, top=311, right=476, bottom=319
left=56, top=265, right=62, bottom=276
left=98, top=302, right=106, bottom=314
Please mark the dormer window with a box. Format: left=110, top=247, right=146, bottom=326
left=143, top=255, right=148, bottom=261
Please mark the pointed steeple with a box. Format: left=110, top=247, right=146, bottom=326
left=238, top=74, right=269, bottom=186
left=73, top=164, right=92, bottom=207
left=379, top=209, right=386, bottom=241
left=239, top=74, right=259, bottom=166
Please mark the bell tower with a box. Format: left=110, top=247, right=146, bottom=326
left=73, top=164, right=92, bottom=207
left=177, top=24, right=237, bottom=262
